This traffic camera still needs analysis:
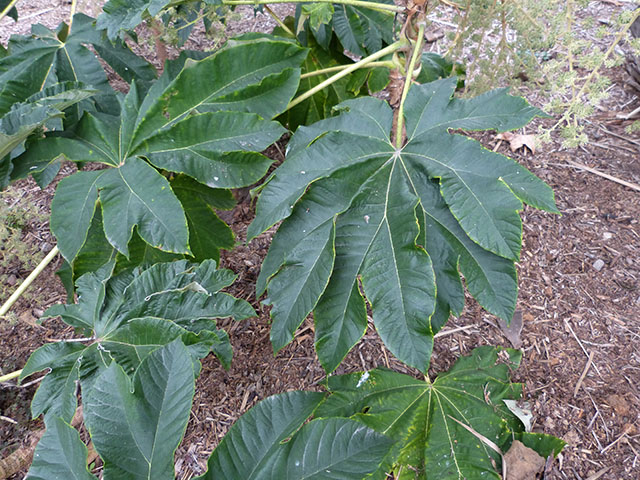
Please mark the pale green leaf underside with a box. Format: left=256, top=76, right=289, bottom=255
left=27, top=417, right=95, bottom=480
left=84, top=340, right=194, bottom=480
left=251, top=79, right=556, bottom=373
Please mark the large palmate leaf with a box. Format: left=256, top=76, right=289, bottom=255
left=197, top=391, right=393, bottom=479
left=84, top=340, right=194, bottom=480
left=250, top=78, right=557, bottom=373
left=13, top=37, right=305, bottom=271
left=315, top=346, right=562, bottom=479
left=20, top=260, right=254, bottom=422
left=0, top=14, right=156, bottom=120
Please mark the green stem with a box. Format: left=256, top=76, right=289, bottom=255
left=0, top=246, right=59, bottom=319
left=223, top=0, right=403, bottom=13
left=396, top=23, right=426, bottom=149
left=265, top=5, right=294, bottom=36
left=68, top=0, right=78, bottom=31
left=0, top=369, right=22, bottom=383
left=174, top=12, right=208, bottom=32
left=288, top=39, right=407, bottom=110
left=300, top=60, right=396, bottom=79
left=0, top=0, right=19, bottom=23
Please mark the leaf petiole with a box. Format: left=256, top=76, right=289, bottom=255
left=288, top=39, right=408, bottom=110
left=0, top=0, right=18, bottom=23
left=299, top=60, right=396, bottom=80
left=0, top=369, right=22, bottom=383
left=68, top=0, right=78, bottom=31
left=264, top=5, right=294, bottom=36
left=395, top=22, right=425, bottom=148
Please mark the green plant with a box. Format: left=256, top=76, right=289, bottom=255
left=11, top=33, right=307, bottom=287
left=250, top=80, right=557, bottom=373
left=20, top=259, right=254, bottom=422
left=0, top=0, right=569, bottom=478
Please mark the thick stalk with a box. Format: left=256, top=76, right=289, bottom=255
left=0, top=369, right=22, bottom=383
left=395, top=22, right=426, bottom=148
left=288, top=39, right=407, bottom=110
left=223, top=0, right=403, bottom=13
left=0, top=0, right=19, bottom=23
left=300, top=60, right=396, bottom=79
left=0, top=246, right=59, bottom=319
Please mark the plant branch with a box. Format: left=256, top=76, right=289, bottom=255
left=0, top=0, right=19, bottom=23
left=300, top=60, right=395, bottom=79
left=264, top=5, right=294, bottom=36
left=0, top=369, right=22, bottom=383
left=0, top=246, right=59, bottom=319
left=222, top=0, right=404, bottom=14
left=288, top=39, right=408, bottom=110
left=396, top=22, right=426, bottom=148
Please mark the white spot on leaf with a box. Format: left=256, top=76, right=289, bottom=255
left=356, top=371, right=370, bottom=388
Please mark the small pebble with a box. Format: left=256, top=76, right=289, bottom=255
left=593, top=259, right=605, bottom=272
left=603, top=232, right=613, bottom=240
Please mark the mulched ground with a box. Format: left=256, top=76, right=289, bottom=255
left=1, top=1, right=639, bottom=479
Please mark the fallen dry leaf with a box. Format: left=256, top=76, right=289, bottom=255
left=497, top=310, right=524, bottom=349
left=504, top=440, right=545, bottom=480
left=495, top=132, right=538, bottom=154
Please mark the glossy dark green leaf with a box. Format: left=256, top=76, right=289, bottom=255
left=26, top=417, right=96, bottom=480
left=97, top=157, right=190, bottom=256
left=316, top=346, right=530, bottom=479
left=50, top=171, right=102, bottom=262
left=330, top=1, right=394, bottom=55
left=516, top=432, right=566, bottom=459
left=27, top=349, right=82, bottom=423
left=132, top=37, right=307, bottom=143
left=416, top=52, right=455, bottom=84
left=199, top=389, right=393, bottom=480
left=84, top=340, right=194, bottom=480
left=171, top=175, right=235, bottom=262
left=198, top=391, right=324, bottom=479
left=139, top=111, right=285, bottom=188
left=258, top=418, right=393, bottom=479
left=251, top=80, right=556, bottom=372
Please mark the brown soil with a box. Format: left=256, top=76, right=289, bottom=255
left=1, top=2, right=640, bottom=480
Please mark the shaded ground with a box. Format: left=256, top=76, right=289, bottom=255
left=1, top=1, right=639, bottom=479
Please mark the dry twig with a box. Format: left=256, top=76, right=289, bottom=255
left=565, top=160, right=640, bottom=193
